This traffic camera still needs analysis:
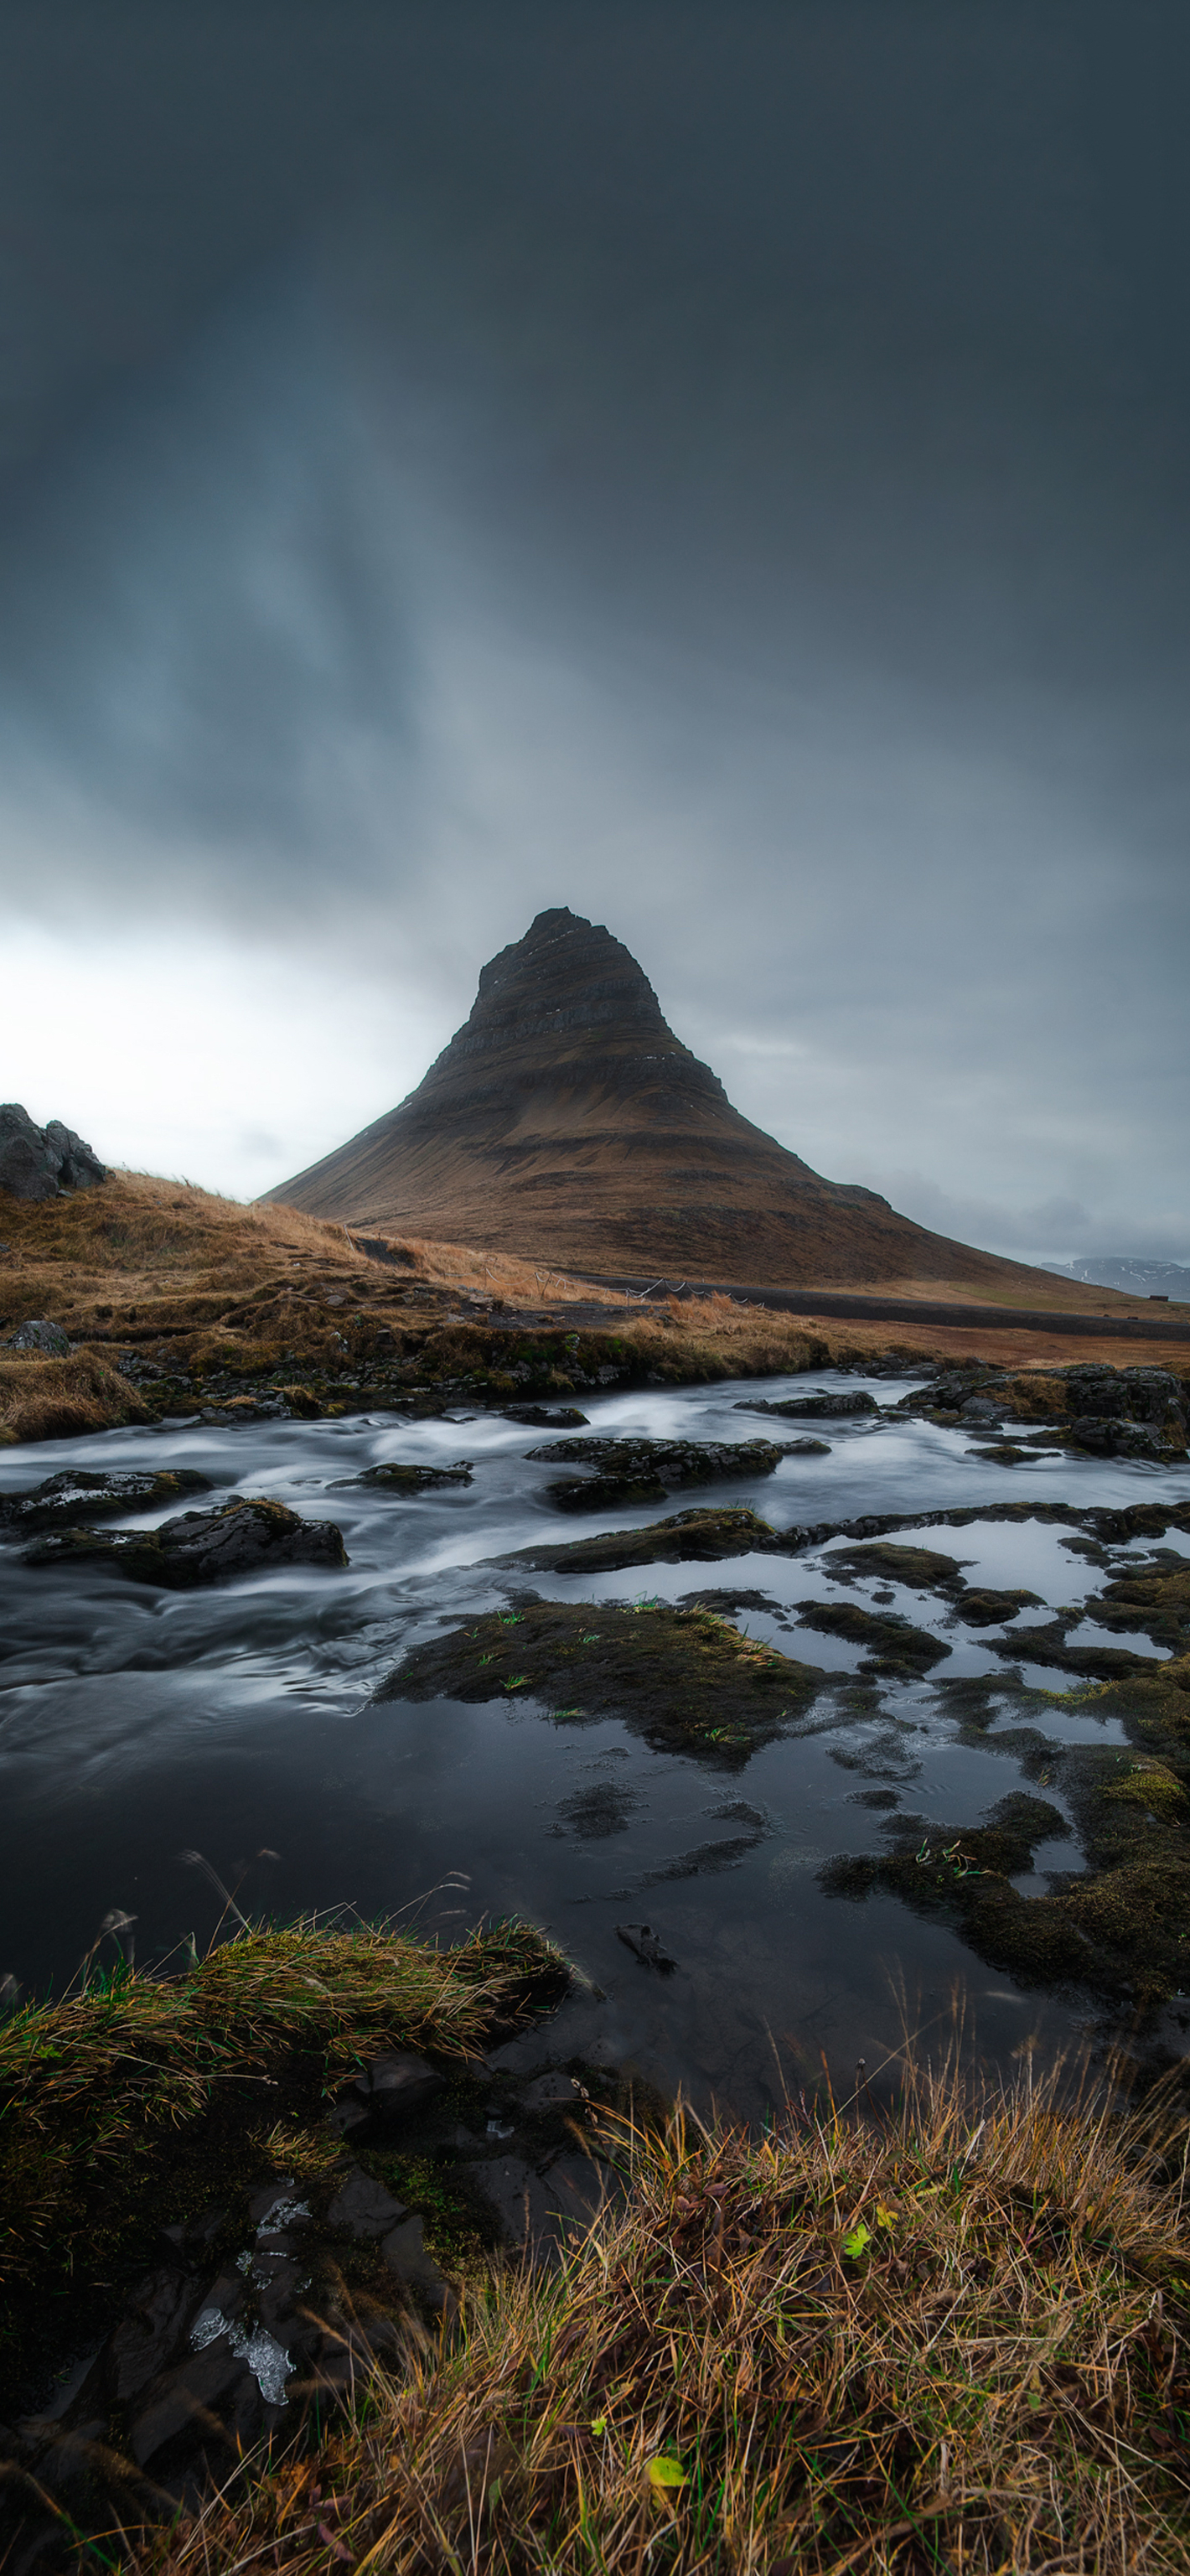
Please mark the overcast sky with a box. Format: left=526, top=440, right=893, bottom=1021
left=0, top=1, right=1186, bottom=1258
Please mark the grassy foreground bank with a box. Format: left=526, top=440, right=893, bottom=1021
left=0, top=1919, right=567, bottom=2420
left=98, top=2055, right=1190, bottom=2575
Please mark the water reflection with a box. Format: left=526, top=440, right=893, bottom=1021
left=1, top=1369, right=1184, bottom=2112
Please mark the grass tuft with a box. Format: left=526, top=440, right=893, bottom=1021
left=93, top=2046, right=1190, bottom=2573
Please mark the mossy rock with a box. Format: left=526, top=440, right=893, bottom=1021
left=375, top=1601, right=827, bottom=1763
left=794, top=1598, right=951, bottom=1677
left=23, top=1495, right=347, bottom=1587
left=988, top=1621, right=1156, bottom=1682
left=824, top=1542, right=970, bottom=1594
left=501, top=1505, right=784, bottom=1575
left=1084, top=1564, right=1190, bottom=1653
left=956, top=1587, right=1046, bottom=1627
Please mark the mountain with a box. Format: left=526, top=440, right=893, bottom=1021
left=265, top=909, right=1074, bottom=1295
left=1043, top=1258, right=1190, bottom=1304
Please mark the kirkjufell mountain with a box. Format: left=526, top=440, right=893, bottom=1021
left=267, top=909, right=1040, bottom=1292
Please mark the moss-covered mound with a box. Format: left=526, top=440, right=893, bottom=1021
left=377, top=1601, right=827, bottom=1761
left=0, top=1919, right=567, bottom=2421
left=830, top=1649, right=1190, bottom=2012
left=794, top=1597, right=952, bottom=1677
left=503, top=1503, right=784, bottom=1573
left=824, top=1539, right=971, bottom=1593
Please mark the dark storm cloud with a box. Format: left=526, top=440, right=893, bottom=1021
left=0, top=2, right=1185, bottom=1246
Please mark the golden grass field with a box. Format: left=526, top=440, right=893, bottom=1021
left=1, top=1171, right=1184, bottom=1446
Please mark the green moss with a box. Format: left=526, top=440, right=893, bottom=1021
left=377, top=1600, right=827, bottom=1764
left=825, top=1542, right=970, bottom=1593
left=504, top=1504, right=782, bottom=1575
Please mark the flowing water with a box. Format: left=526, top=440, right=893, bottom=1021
left=3, top=1370, right=1187, bottom=2118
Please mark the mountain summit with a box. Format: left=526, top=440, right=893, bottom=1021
left=266, top=908, right=1032, bottom=1291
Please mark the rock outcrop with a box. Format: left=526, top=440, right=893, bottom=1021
left=262, top=909, right=1072, bottom=1293
left=0, top=1103, right=106, bottom=1200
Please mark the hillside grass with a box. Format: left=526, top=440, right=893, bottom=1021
left=2, top=1173, right=1184, bottom=1445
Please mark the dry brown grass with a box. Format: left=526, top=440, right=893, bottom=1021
left=0, top=1348, right=153, bottom=1445
left=98, top=2049, right=1190, bottom=2574
left=2, top=1175, right=1182, bottom=1434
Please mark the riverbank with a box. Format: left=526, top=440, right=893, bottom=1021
left=30, top=2042, right=1190, bottom=2574
left=3, top=1173, right=1187, bottom=1445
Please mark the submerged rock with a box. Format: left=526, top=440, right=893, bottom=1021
left=23, top=1495, right=348, bottom=1585
left=0, top=1466, right=212, bottom=1535
left=0, top=1102, right=106, bottom=1200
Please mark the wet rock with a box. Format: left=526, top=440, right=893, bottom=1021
left=528, top=1434, right=794, bottom=1513
left=502, top=1504, right=786, bottom=1574
left=23, top=1495, right=348, bottom=1586
left=5, top=1315, right=71, bottom=1355
left=0, top=1466, right=212, bottom=1535
left=1065, top=1417, right=1171, bottom=1459
left=503, top=1404, right=589, bottom=1427
left=795, top=1598, right=951, bottom=1676
left=987, top=1621, right=1154, bottom=1680
left=128, top=2328, right=250, bottom=2468
left=0, top=1102, right=106, bottom=1200
left=326, top=2164, right=410, bottom=2237
left=736, top=1389, right=879, bottom=1419
left=381, top=2215, right=458, bottom=2315
left=471, top=2152, right=607, bottom=2257
left=955, top=1588, right=1045, bottom=1627
left=519, top=2069, right=582, bottom=2112
left=824, top=1541, right=969, bottom=1596
left=354, top=2050, right=444, bottom=2116
left=1077, top=1563, right=1190, bottom=1654
left=345, top=1459, right=473, bottom=1490
left=616, top=1921, right=677, bottom=1969
left=108, top=2267, right=201, bottom=2402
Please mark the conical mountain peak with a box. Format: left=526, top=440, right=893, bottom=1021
left=267, top=912, right=1025, bottom=1293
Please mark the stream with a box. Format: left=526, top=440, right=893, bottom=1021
left=3, top=1367, right=1187, bottom=2119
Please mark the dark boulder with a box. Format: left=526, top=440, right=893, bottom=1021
left=23, top=1495, right=348, bottom=1586
left=528, top=1433, right=793, bottom=1513
left=0, top=1102, right=106, bottom=1200
left=737, top=1390, right=879, bottom=1419
left=344, top=1460, right=473, bottom=1491
left=502, top=1404, right=589, bottom=1427
left=0, top=1467, right=211, bottom=1535
left=6, top=1317, right=70, bottom=1355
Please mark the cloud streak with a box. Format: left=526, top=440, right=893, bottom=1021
left=0, top=3, right=1184, bottom=1243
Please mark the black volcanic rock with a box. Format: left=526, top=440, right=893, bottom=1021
left=0, top=1103, right=106, bottom=1200
left=262, top=910, right=1074, bottom=1297
left=23, top=1496, right=347, bottom=1585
